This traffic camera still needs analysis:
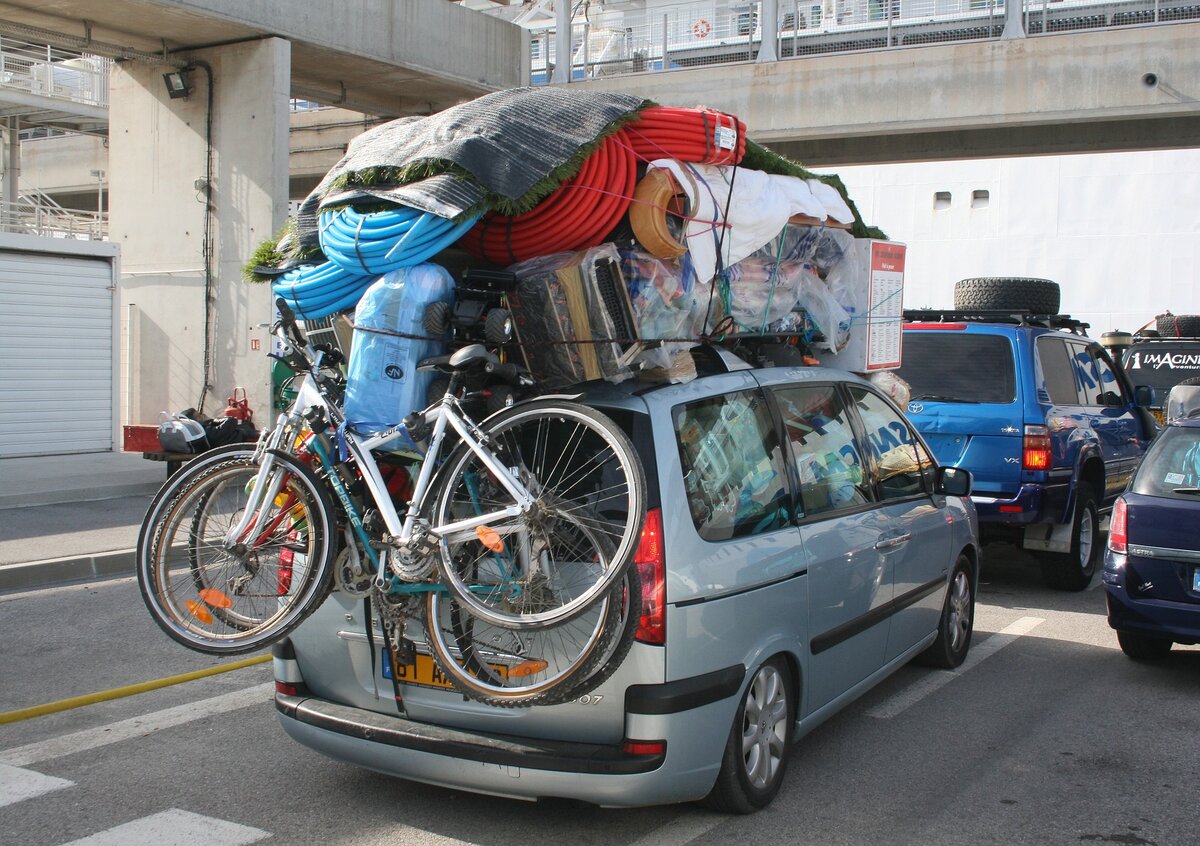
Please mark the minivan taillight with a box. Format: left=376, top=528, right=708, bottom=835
left=634, top=508, right=666, bottom=645
left=1023, top=425, right=1052, bottom=471
left=1108, top=497, right=1128, bottom=554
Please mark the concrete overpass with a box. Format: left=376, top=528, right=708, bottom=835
left=573, top=22, right=1200, bottom=166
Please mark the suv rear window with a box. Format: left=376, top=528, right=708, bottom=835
left=1124, top=344, right=1200, bottom=395
left=897, top=333, right=1017, bottom=404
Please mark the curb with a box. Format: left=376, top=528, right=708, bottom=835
left=0, top=549, right=135, bottom=592
left=0, top=481, right=163, bottom=511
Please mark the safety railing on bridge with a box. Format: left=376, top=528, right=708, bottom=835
left=528, top=0, right=1200, bottom=82
left=0, top=35, right=109, bottom=109
left=0, top=197, right=106, bottom=241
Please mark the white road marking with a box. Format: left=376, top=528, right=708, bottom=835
left=866, top=616, right=1045, bottom=719
left=0, top=762, right=73, bottom=807
left=58, top=808, right=269, bottom=846
left=0, top=683, right=273, bottom=767
left=626, top=813, right=726, bottom=846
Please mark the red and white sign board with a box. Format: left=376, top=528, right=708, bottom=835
left=817, top=240, right=906, bottom=373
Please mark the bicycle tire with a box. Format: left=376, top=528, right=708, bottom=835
left=423, top=565, right=638, bottom=707
left=137, top=449, right=337, bottom=654
left=431, top=399, right=645, bottom=629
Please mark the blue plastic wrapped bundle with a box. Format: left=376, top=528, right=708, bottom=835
left=344, top=264, right=456, bottom=447
left=319, top=205, right=482, bottom=275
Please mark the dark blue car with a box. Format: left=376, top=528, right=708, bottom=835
left=1103, top=407, right=1200, bottom=659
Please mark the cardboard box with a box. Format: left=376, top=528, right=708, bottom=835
left=816, top=239, right=906, bottom=373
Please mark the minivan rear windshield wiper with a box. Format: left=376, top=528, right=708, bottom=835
left=909, top=394, right=978, bottom=404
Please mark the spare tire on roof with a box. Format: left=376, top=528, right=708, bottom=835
left=1155, top=312, right=1200, bottom=338
left=953, top=277, right=1060, bottom=314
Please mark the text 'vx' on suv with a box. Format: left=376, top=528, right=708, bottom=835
left=273, top=350, right=980, bottom=812
left=897, top=308, right=1156, bottom=591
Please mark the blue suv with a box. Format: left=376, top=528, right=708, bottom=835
left=896, top=310, right=1157, bottom=590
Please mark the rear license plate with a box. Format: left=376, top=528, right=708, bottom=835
left=1193, top=568, right=1200, bottom=593
left=381, top=648, right=508, bottom=690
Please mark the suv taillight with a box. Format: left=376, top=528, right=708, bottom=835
left=1108, top=497, right=1128, bottom=554
left=1022, top=425, right=1052, bottom=471
left=634, top=508, right=666, bottom=645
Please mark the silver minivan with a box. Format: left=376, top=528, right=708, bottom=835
left=274, top=354, right=979, bottom=812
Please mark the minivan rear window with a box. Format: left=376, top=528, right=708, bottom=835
left=897, top=333, right=1016, bottom=404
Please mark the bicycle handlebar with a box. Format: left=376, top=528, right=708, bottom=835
left=485, top=359, right=535, bottom=387
left=275, top=297, right=308, bottom=348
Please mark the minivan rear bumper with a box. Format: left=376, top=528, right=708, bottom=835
left=275, top=685, right=736, bottom=806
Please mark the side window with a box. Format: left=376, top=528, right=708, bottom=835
left=773, top=384, right=872, bottom=518
left=1070, top=341, right=1105, bottom=405
left=1037, top=337, right=1081, bottom=405
left=850, top=387, right=936, bottom=501
left=673, top=390, right=790, bottom=542
left=1090, top=349, right=1127, bottom=407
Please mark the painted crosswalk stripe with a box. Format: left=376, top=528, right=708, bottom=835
left=865, top=616, right=1045, bottom=719
left=0, top=762, right=73, bottom=808
left=0, top=683, right=273, bottom=768
left=57, top=808, right=269, bottom=845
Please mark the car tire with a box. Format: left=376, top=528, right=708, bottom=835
left=701, top=657, right=794, bottom=814
left=1039, top=486, right=1100, bottom=591
left=1116, top=630, right=1173, bottom=661
left=914, top=554, right=975, bottom=669
left=954, top=277, right=1061, bottom=314
left=1155, top=313, right=1200, bottom=338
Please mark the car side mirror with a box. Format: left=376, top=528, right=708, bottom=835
left=1134, top=385, right=1155, bottom=407
left=935, top=466, right=972, bottom=497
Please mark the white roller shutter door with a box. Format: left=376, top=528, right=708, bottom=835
left=0, top=250, right=114, bottom=457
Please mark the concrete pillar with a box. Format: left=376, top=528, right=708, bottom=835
left=552, top=1, right=571, bottom=84
left=1002, top=0, right=1027, bottom=39
left=758, top=0, right=779, bottom=63
left=2, top=117, right=18, bottom=225
left=109, top=37, right=290, bottom=427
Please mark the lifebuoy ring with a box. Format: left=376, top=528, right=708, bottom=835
left=693, top=18, right=711, bottom=38
left=630, top=168, right=688, bottom=260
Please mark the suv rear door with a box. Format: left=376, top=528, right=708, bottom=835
left=896, top=327, right=1024, bottom=497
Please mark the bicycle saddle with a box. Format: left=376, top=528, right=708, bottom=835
left=448, top=343, right=497, bottom=370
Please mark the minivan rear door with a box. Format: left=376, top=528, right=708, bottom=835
left=896, top=328, right=1024, bottom=497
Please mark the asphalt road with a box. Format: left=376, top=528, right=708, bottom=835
left=2, top=544, right=1198, bottom=846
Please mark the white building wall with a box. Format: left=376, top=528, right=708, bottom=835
left=827, top=148, right=1200, bottom=336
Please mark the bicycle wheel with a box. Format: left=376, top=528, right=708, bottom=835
left=423, top=567, right=639, bottom=707
left=432, top=400, right=645, bottom=629
left=137, top=449, right=337, bottom=654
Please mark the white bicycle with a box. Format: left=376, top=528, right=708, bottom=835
left=137, top=299, right=646, bottom=706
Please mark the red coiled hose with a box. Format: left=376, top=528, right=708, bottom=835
left=621, top=106, right=746, bottom=166
left=461, top=131, right=637, bottom=265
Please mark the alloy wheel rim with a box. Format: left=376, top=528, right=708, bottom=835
left=741, top=664, right=788, bottom=790
left=948, top=570, right=971, bottom=652
left=1078, top=506, right=1095, bottom=571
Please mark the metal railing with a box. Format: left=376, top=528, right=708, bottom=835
left=0, top=35, right=109, bottom=108
left=0, top=197, right=106, bottom=240
left=527, top=0, right=1200, bottom=81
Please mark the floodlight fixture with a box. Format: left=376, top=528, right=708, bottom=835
left=163, top=69, right=192, bottom=99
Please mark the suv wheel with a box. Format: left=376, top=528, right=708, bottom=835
left=954, top=277, right=1060, bottom=314
left=1116, top=630, right=1173, bottom=661
left=1039, top=486, right=1100, bottom=591
left=702, top=657, right=794, bottom=814
left=915, top=555, right=975, bottom=669
left=1155, top=313, right=1200, bottom=337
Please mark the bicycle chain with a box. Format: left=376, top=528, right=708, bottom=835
left=371, top=584, right=419, bottom=665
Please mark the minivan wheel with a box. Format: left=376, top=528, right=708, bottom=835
left=702, top=657, right=794, bottom=814
left=1039, top=487, right=1100, bottom=591
left=1116, top=630, right=1173, bottom=661
left=915, top=555, right=975, bottom=669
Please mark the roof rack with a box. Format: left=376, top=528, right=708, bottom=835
left=1130, top=334, right=1200, bottom=343
left=903, top=308, right=1090, bottom=335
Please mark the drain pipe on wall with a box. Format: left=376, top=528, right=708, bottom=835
left=187, top=58, right=216, bottom=415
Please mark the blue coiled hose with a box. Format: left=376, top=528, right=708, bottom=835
left=272, top=261, right=374, bottom=320
left=276, top=204, right=481, bottom=318
left=319, top=205, right=482, bottom=275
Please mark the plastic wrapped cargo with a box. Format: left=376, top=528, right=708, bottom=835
left=344, top=264, right=455, bottom=444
